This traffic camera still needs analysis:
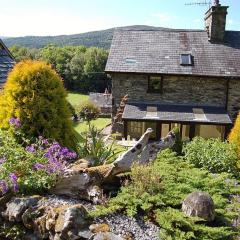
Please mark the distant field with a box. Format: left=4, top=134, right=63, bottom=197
left=67, top=92, right=89, bottom=106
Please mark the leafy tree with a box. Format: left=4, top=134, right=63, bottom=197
left=0, top=60, right=77, bottom=150
left=83, top=47, right=110, bottom=92
left=9, top=45, right=110, bottom=92
left=10, top=45, right=39, bottom=61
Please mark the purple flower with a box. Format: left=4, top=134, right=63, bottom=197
left=33, top=163, right=46, bottom=170
left=9, top=118, right=15, bottom=125
left=25, top=145, right=36, bottom=153
left=15, top=118, right=21, bottom=128
left=44, top=141, right=77, bottom=162
left=9, top=173, right=19, bottom=192
left=0, top=180, right=8, bottom=195
left=9, top=117, right=21, bottom=128
left=43, top=139, right=49, bottom=145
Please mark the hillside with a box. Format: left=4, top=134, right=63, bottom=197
left=3, top=25, right=163, bottom=49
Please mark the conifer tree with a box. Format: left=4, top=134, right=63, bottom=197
left=229, top=112, right=240, bottom=157
left=0, top=60, right=76, bottom=149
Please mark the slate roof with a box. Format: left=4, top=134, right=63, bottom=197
left=105, top=29, right=240, bottom=77
left=122, top=103, right=232, bottom=124
left=0, top=39, right=14, bottom=89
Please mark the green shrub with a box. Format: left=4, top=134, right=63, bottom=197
left=91, top=150, right=239, bottom=239
left=183, top=137, right=239, bottom=177
left=76, top=100, right=100, bottom=123
left=0, top=60, right=77, bottom=150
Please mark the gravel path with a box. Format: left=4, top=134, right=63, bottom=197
left=95, top=213, right=160, bottom=240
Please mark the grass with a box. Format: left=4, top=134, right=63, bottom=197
left=73, top=118, right=111, bottom=134
left=67, top=92, right=89, bottom=106
left=67, top=91, right=111, bottom=134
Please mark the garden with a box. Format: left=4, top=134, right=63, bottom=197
left=0, top=60, right=239, bottom=240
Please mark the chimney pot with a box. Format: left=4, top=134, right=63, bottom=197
left=214, top=0, right=220, bottom=6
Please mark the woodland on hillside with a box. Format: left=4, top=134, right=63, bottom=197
left=10, top=45, right=110, bottom=92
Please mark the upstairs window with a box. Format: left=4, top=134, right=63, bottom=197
left=180, top=54, right=193, bottom=66
left=148, top=76, right=163, bottom=93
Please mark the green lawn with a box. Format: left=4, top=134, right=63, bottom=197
left=73, top=118, right=111, bottom=134
left=67, top=92, right=89, bottom=106
left=67, top=92, right=111, bottom=134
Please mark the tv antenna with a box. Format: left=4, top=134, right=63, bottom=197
left=185, top=0, right=213, bottom=8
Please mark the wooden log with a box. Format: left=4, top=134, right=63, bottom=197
left=50, top=129, right=176, bottom=201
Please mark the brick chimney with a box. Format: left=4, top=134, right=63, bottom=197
left=204, top=0, right=228, bottom=42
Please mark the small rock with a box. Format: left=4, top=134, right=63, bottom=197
left=93, top=232, right=124, bottom=240
left=87, top=185, right=103, bottom=204
left=54, top=204, right=90, bottom=238
left=182, top=191, right=215, bottom=221
left=89, top=223, right=110, bottom=233
left=4, top=196, right=41, bottom=222
left=78, top=229, right=94, bottom=239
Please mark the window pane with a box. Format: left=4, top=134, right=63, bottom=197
left=180, top=54, right=192, bottom=65
left=182, top=125, right=190, bottom=141
left=128, top=121, right=143, bottom=139
left=161, top=124, right=170, bottom=138
left=195, top=125, right=225, bottom=140
left=148, top=76, right=162, bottom=93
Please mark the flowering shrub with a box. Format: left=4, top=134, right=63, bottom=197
left=0, top=127, right=77, bottom=196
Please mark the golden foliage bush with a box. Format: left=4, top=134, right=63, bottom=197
left=229, top=112, right=240, bottom=158
left=0, top=60, right=77, bottom=149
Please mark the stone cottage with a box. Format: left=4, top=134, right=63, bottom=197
left=105, top=1, right=240, bottom=141
left=0, top=39, right=14, bottom=90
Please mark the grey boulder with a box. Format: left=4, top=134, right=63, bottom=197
left=182, top=191, right=215, bottom=222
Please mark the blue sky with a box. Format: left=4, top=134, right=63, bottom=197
left=0, top=0, right=239, bottom=37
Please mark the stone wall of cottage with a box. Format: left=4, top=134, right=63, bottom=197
left=228, top=79, right=240, bottom=121
left=111, top=73, right=240, bottom=121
